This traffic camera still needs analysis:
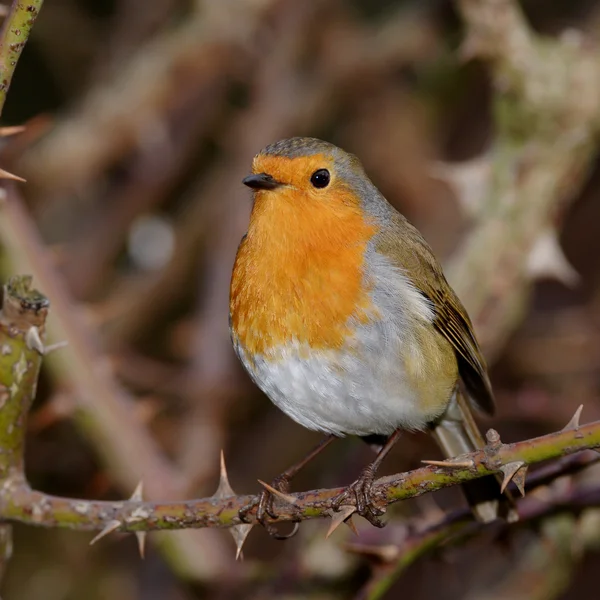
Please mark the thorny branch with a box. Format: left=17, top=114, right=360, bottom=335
left=1, top=276, right=600, bottom=558
left=0, top=275, right=47, bottom=577
left=0, top=417, right=599, bottom=534
left=0, top=2, right=45, bottom=578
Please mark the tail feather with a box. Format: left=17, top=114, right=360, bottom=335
left=431, top=391, right=518, bottom=523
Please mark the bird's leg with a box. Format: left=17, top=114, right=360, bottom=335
left=332, top=429, right=402, bottom=527
left=239, top=434, right=336, bottom=539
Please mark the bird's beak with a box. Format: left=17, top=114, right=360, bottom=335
left=242, top=172, right=281, bottom=191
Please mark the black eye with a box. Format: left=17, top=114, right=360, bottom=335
left=310, top=169, right=330, bottom=188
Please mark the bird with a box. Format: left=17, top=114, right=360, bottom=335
left=229, top=137, right=513, bottom=536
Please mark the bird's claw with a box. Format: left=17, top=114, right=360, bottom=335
left=238, top=474, right=299, bottom=540
left=332, top=467, right=386, bottom=528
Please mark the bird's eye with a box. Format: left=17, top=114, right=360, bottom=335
left=310, top=169, right=330, bottom=189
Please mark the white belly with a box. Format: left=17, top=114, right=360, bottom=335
left=237, top=336, right=437, bottom=436
left=232, top=252, right=447, bottom=436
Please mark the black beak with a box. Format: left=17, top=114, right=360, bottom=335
left=242, top=172, right=281, bottom=190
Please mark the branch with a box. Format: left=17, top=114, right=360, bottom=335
left=1, top=275, right=600, bottom=568
left=0, top=275, right=47, bottom=576
left=0, top=1, right=44, bottom=116
left=0, top=413, right=599, bottom=535
left=0, top=1, right=44, bottom=579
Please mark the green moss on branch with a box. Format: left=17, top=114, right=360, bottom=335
left=0, top=275, right=47, bottom=478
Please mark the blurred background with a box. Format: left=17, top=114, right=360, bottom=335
left=0, top=0, right=600, bottom=598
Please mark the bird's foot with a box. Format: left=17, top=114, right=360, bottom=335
left=332, top=465, right=386, bottom=528
left=238, top=473, right=299, bottom=540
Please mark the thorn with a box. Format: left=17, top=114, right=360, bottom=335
left=257, top=480, right=297, bottom=505
left=212, top=451, right=253, bottom=559
left=0, top=167, right=25, bottom=182
left=326, top=505, right=357, bottom=539
left=130, top=481, right=144, bottom=502
left=90, top=520, right=121, bottom=545
left=25, top=326, right=45, bottom=355
left=135, top=531, right=147, bottom=559
left=499, top=461, right=526, bottom=494
left=511, top=465, right=528, bottom=498
left=0, top=125, right=25, bottom=137
left=43, top=340, right=68, bottom=354
left=128, top=477, right=146, bottom=559
left=214, top=450, right=235, bottom=499
left=527, top=230, right=580, bottom=287
left=422, top=459, right=474, bottom=469
left=562, top=405, right=584, bottom=431
left=345, top=516, right=359, bottom=536
left=232, top=523, right=253, bottom=560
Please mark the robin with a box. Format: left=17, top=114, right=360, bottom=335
left=230, top=137, right=513, bottom=536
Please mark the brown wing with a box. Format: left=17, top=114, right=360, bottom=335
left=376, top=212, right=495, bottom=415
left=423, top=276, right=495, bottom=415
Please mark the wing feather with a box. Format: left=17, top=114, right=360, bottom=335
left=375, top=211, right=495, bottom=415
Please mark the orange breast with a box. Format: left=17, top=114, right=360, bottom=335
left=230, top=185, right=377, bottom=356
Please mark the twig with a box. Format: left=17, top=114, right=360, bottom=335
left=0, top=417, right=599, bottom=534
left=0, top=275, right=47, bottom=579
left=2, top=277, right=600, bottom=549
left=0, top=1, right=44, bottom=116
left=356, top=454, right=600, bottom=600
left=0, top=1, right=44, bottom=581
left=0, top=276, right=47, bottom=477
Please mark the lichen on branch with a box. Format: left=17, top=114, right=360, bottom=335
left=0, top=275, right=48, bottom=577
left=0, top=275, right=47, bottom=479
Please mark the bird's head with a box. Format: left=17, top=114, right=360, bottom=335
left=242, top=137, right=377, bottom=227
